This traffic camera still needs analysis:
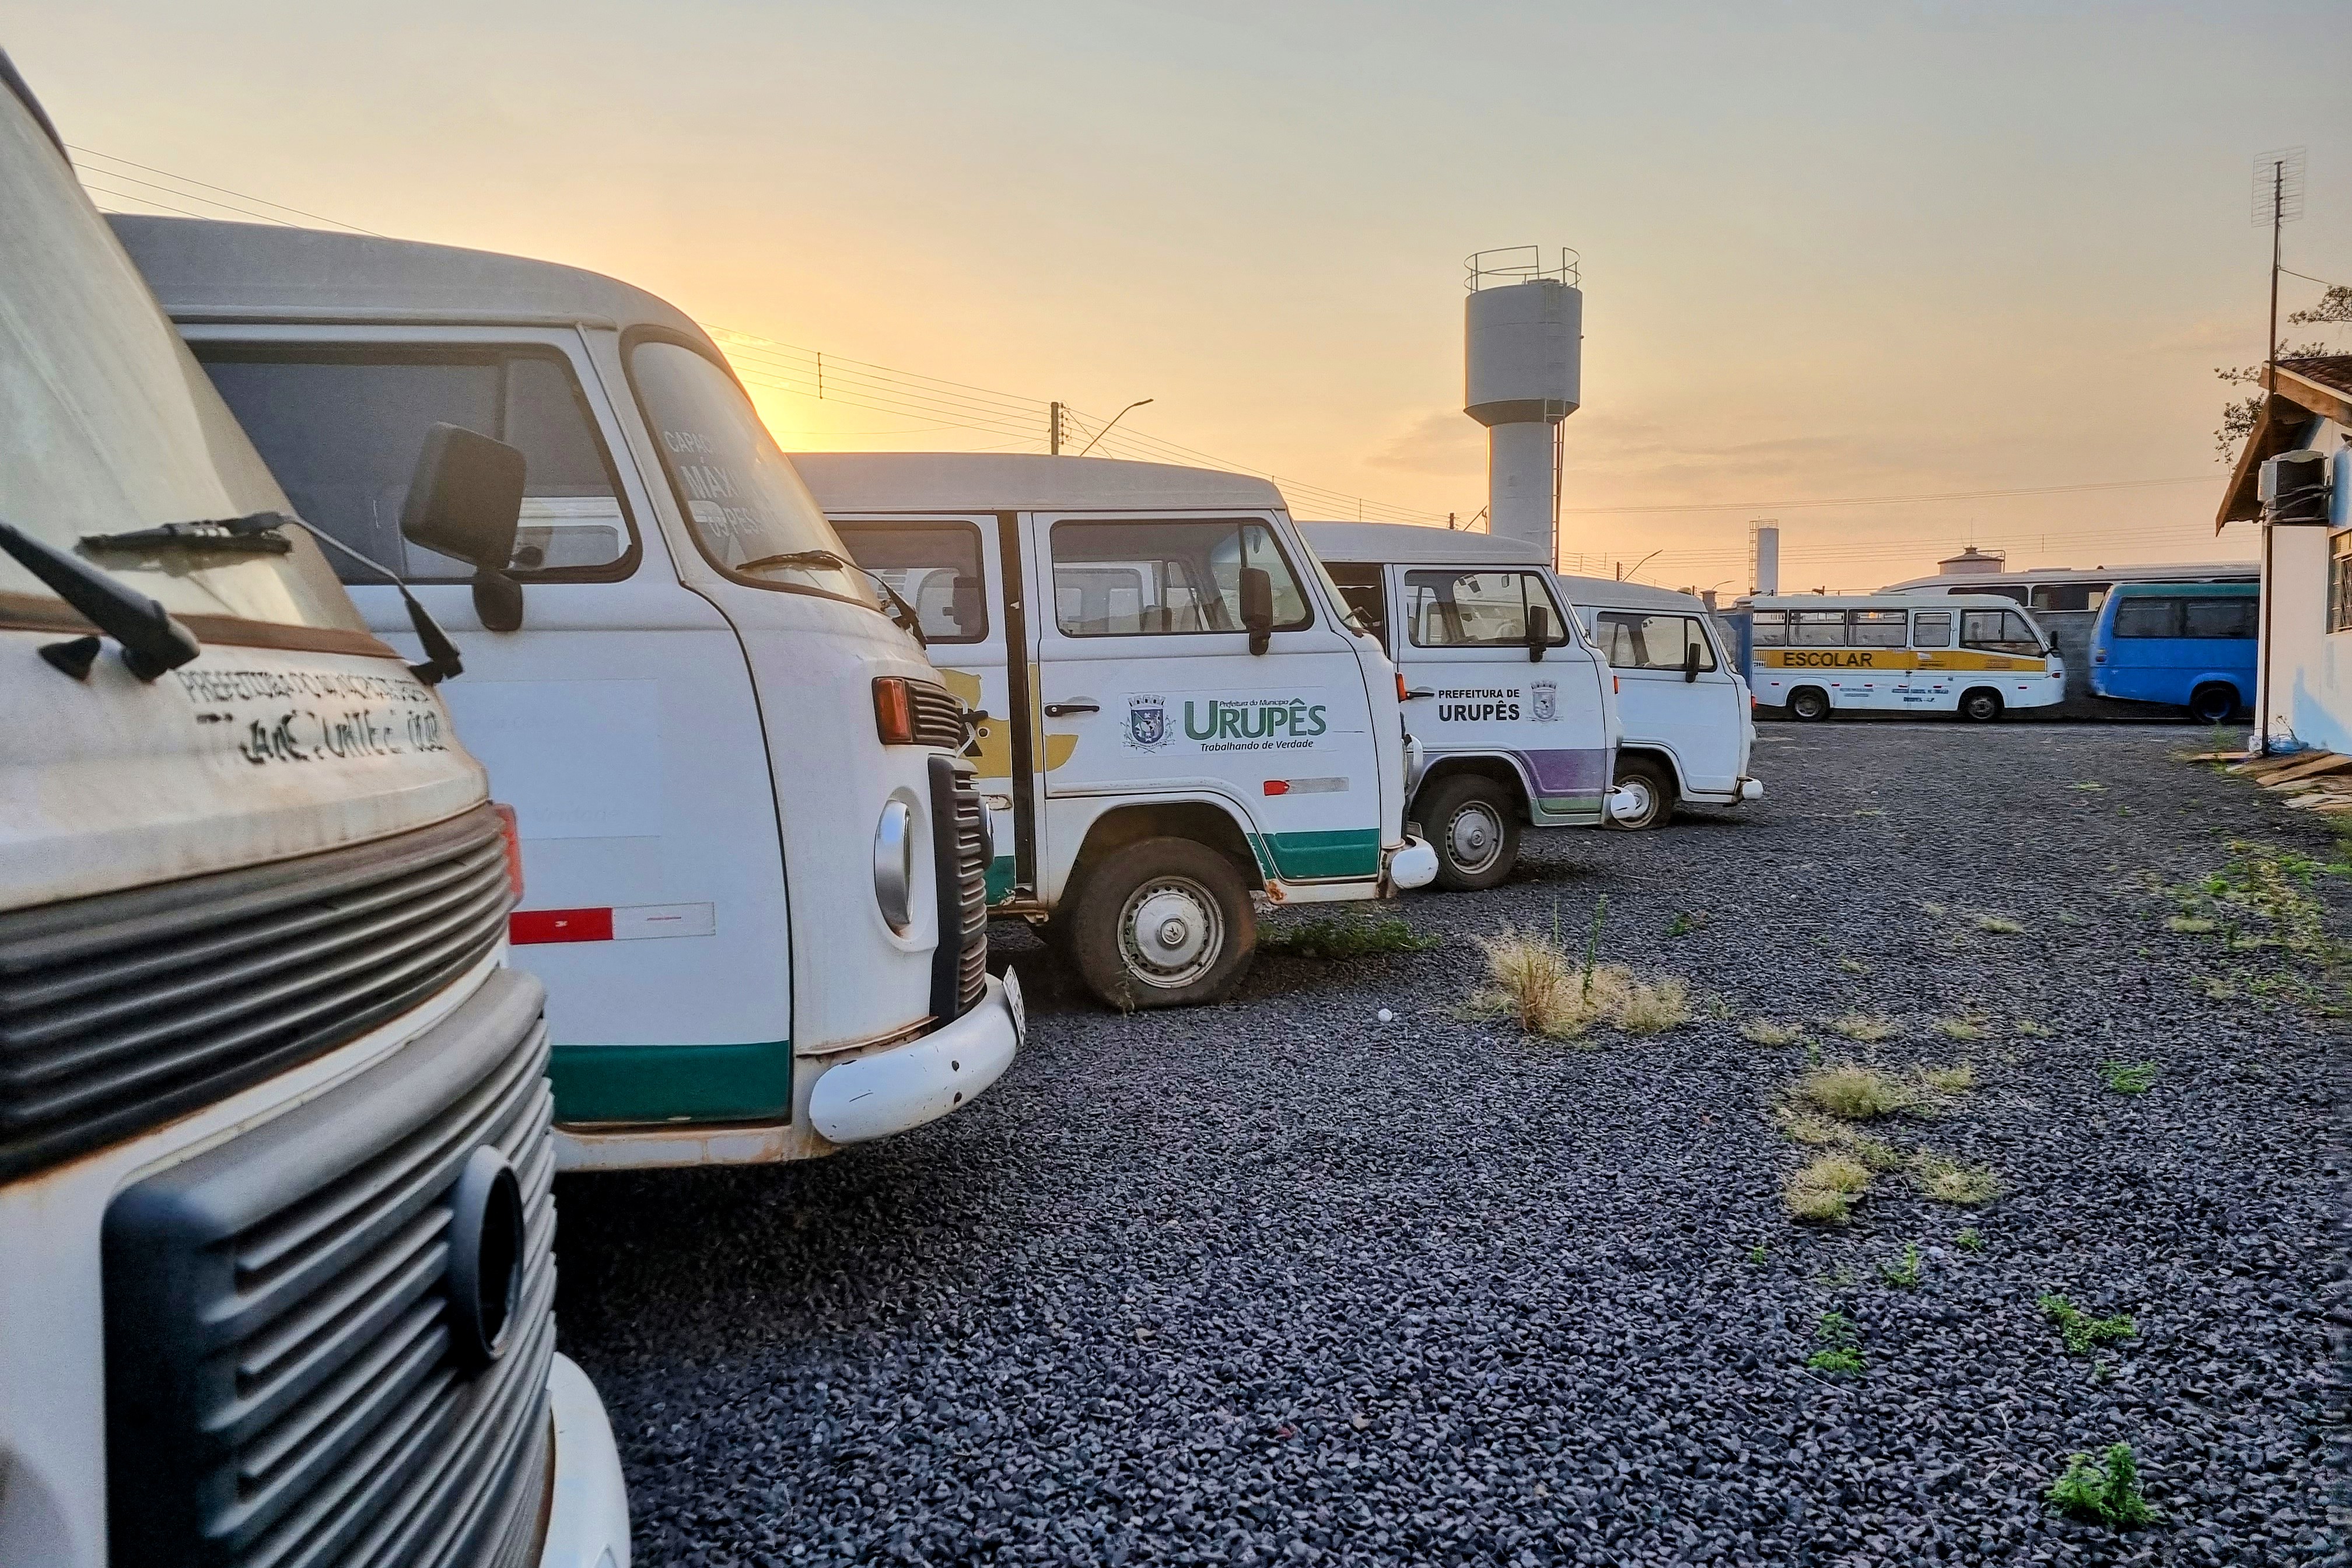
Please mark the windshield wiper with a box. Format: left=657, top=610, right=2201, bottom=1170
left=733, top=549, right=929, bottom=649
left=81, top=510, right=293, bottom=555
left=1, top=517, right=200, bottom=681
left=276, top=515, right=466, bottom=685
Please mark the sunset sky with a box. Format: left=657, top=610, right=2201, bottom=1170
left=16, top=1, right=2350, bottom=590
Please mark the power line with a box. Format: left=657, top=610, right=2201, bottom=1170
left=1558, top=474, right=2216, bottom=517
left=68, top=145, right=382, bottom=234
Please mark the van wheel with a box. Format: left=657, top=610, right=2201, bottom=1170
left=1419, top=775, right=1520, bottom=890
left=2188, top=682, right=2238, bottom=724
left=1069, top=837, right=1256, bottom=1009
left=1608, top=755, right=1676, bottom=831
left=1958, top=688, right=2003, bottom=723
left=1787, top=687, right=1831, bottom=722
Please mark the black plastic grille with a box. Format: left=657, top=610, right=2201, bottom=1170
left=0, top=806, right=510, bottom=1182
left=105, top=967, right=556, bottom=1568
left=906, top=678, right=967, bottom=751
left=926, top=758, right=990, bottom=1021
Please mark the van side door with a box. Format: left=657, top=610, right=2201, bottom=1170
left=1589, top=608, right=1740, bottom=795
left=184, top=326, right=794, bottom=1125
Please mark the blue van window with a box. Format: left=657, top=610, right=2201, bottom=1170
left=2182, top=597, right=2257, bottom=639
left=2112, top=598, right=2178, bottom=639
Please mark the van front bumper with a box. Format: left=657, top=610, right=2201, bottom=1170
left=807, top=971, right=1023, bottom=1144
left=540, top=1353, right=631, bottom=1568
left=1737, top=777, right=1765, bottom=802
left=1385, top=836, right=1438, bottom=891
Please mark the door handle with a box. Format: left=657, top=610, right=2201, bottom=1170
left=1044, top=699, right=1100, bottom=718
left=1403, top=688, right=1435, bottom=701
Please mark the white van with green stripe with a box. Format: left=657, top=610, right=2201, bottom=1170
left=117, top=218, right=1023, bottom=1171
left=806, top=454, right=1438, bottom=1008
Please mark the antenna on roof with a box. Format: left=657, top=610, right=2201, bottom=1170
left=2253, top=148, right=2306, bottom=387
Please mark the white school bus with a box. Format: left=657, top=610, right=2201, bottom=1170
left=1747, top=593, right=2065, bottom=721
left=805, top=454, right=1439, bottom=1009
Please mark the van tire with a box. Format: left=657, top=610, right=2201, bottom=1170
left=1419, top=775, right=1520, bottom=890
left=1069, top=836, right=1255, bottom=1009
left=1606, top=755, right=1676, bottom=831
left=2188, top=682, right=2238, bottom=724
left=1958, top=687, right=2003, bottom=723
left=1787, top=687, right=1831, bottom=722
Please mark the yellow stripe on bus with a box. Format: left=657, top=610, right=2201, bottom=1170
left=1758, top=649, right=2045, bottom=673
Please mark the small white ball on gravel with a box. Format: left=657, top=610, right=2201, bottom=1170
left=1377, top=1007, right=1395, bottom=1023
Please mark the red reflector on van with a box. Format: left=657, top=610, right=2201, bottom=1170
left=510, top=907, right=614, bottom=944
left=1263, top=780, right=1291, bottom=795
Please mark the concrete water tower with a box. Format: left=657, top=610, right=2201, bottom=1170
left=1465, top=246, right=1581, bottom=559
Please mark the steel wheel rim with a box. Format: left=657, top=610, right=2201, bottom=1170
left=1118, top=876, right=1223, bottom=989
left=1445, top=800, right=1506, bottom=876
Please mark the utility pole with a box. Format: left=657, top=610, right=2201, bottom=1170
left=1049, top=401, right=1064, bottom=455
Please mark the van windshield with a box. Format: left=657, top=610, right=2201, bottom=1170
left=626, top=340, right=874, bottom=610
left=0, top=89, right=363, bottom=634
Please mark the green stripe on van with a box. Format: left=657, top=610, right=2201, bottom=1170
left=986, top=854, right=1017, bottom=904
left=1250, top=828, right=1383, bottom=881
left=551, top=1042, right=791, bottom=1125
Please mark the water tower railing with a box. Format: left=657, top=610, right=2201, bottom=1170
left=1465, top=246, right=1580, bottom=291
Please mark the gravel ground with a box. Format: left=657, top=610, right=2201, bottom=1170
left=555, top=724, right=2347, bottom=1566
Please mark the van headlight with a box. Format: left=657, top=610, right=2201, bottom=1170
left=873, top=800, right=915, bottom=932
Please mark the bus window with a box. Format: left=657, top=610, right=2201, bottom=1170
left=1750, top=611, right=1788, bottom=646
left=1793, top=610, right=1847, bottom=647
left=2182, top=597, right=2257, bottom=639
left=1850, top=610, right=1908, bottom=647
left=1912, top=610, right=1952, bottom=648
left=2112, top=597, right=2179, bottom=639
left=1962, top=608, right=2042, bottom=655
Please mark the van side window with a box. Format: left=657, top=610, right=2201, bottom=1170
left=1749, top=611, right=1788, bottom=646
left=1962, top=608, right=2042, bottom=654
left=1849, top=610, right=1908, bottom=648
left=1320, top=564, right=1390, bottom=650
left=1402, top=570, right=1569, bottom=648
left=2112, top=598, right=2179, bottom=639
left=2182, top=597, right=2256, bottom=639
left=834, top=522, right=988, bottom=642
left=1048, top=519, right=1311, bottom=636
left=1592, top=611, right=1716, bottom=671
left=196, top=348, right=636, bottom=583
left=1912, top=610, right=1953, bottom=648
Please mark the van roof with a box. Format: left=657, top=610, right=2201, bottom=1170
left=2110, top=579, right=2259, bottom=598
left=1554, top=575, right=1708, bottom=614
left=1297, top=521, right=1545, bottom=566
left=107, top=216, right=709, bottom=344
left=796, top=452, right=1285, bottom=514
left=1750, top=593, right=2036, bottom=612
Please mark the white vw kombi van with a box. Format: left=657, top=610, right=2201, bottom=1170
left=803, top=454, right=1438, bottom=1008
left=1558, top=575, right=1762, bottom=830
left=1302, top=523, right=1623, bottom=888
left=116, top=217, right=1023, bottom=1171
left=1, top=58, right=626, bottom=1568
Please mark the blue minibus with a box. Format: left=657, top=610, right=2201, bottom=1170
left=2089, top=582, right=2259, bottom=722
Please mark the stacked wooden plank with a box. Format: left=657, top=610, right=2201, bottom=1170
left=2227, top=750, right=2352, bottom=812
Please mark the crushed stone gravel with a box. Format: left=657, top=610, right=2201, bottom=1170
left=554, top=724, right=2347, bottom=1566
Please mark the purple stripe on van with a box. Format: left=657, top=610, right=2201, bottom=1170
left=1514, top=748, right=1611, bottom=796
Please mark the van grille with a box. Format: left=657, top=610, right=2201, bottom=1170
left=928, top=758, right=989, bottom=1020
left=0, top=806, right=510, bottom=1182
left=907, top=678, right=968, bottom=751
left=104, top=967, right=556, bottom=1568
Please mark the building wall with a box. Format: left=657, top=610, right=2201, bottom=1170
left=2258, top=424, right=2352, bottom=752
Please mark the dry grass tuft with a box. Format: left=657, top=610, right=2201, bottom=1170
left=1468, top=928, right=1689, bottom=1039
left=1913, top=1152, right=2002, bottom=1205
left=1740, top=1019, right=1805, bottom=1047
left=1972, top=913, right=2027, bottom=935
left=2165, top=915, right=2218, bottom=935
left=1920, top=1061, right=1977, bottom=1094
left=1776, top=1108, right=1848, bottom=1146
left=1798, top=1063, right=1916, bottom=1119
left=1830, top=1013, right=1901, bottom=1042
left=1784, top=1154, right=1873, bottom=1223
left=1933, top=1016, right=1989, bottom=1042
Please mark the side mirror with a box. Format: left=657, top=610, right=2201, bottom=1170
left=1526, top=603, right=1550, bottom=663
left=400, top=424, right=527, bottom=633
left=1684, top=641, right=1702, bottom=682
left=950, top=573, right=985, bottom=635
left=1240, top=566, right=1273, bottom=656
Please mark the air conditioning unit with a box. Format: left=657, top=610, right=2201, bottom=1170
left=2260, top=449, right=2331, bottom=526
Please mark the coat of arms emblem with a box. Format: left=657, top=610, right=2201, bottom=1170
left=1531, top=680, right=1558, bottom=722
left=1125, top=694, right=1170, bottom=750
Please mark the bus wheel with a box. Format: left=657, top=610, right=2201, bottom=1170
left=1787, top=687, right=1831, bottom=722
left=1606, top=756, right=1676, bottom=831
left=1420, top=775, right=1520, bottom=890
left=1958, top=688, right=2003, bottom=723
left=2188, top=682, right=2238, bottom=724
left=1070, top=836, right=1256, bottom=1009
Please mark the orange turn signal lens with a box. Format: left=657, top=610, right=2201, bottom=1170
left=1396, top=672, right=1410, bottom=702
left=490, top=802, right=525, bottom=902
left=873, top=677, right=916, bottom=745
